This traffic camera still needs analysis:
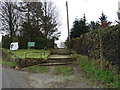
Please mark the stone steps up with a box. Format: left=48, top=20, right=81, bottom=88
left=45, top=54, right=76, bottom=66
left=50, top=49, right=71, bottom=55
left=38, top=62, right=73, bottom=66
left=39, top=49, right=76, bottom=66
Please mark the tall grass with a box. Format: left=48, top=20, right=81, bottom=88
left=76, top=55, right=120, bottom=88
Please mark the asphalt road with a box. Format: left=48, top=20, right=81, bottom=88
left=2, top=67, right=32, bottom=88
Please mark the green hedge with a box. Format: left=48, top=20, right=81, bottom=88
left=2, top=35, right=11, bottom=49
left=2, top=35, right=54, bottom=49
left=71, top=25, right=120, bottom=71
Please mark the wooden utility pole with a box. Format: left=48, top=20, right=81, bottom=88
left=66, top=1, right=70, bottom=42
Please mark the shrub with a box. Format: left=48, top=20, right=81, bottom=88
left=2, top=35, right=11, bottom=49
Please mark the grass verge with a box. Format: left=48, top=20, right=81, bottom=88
left=2, top=59, right=16, bottom=68
left=2, top=49, right=51, bottom=73
left=76, top=54, right=120, bottom=88
left=24, top=65, right=50, bottom=73
left=4, top=49, right=50, bottom=59
left=2, top=58, right=50, bottom=73
left=54, top=66, right=74, bottom=76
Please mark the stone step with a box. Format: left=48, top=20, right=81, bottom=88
left=48, top=55, right=76, bottom=63
left=50, top=49, right=71, bottom=55
left=48, top=58, right=76, bottom=62
left=38, top=62, right=74, bottom=66
left=48, top=55, right=74, bottom=59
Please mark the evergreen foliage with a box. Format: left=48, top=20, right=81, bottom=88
left=70, top=14, right=89, bottom=39
left=99, top=12, right=112, bottom=28
left=89, top=21, right=99, bottom=31
left=71, top=25, right=120, bottom=72
left=0, top=1, right=60, bottom=49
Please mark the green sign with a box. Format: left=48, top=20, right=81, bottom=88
left=28, top=42, right=35, bottom=47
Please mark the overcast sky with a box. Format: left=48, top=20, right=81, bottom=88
left=53, top=0, right=120, bottom=47
left=0, top=0, right=120, bottom=47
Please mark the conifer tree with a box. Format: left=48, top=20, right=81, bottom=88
left=99, top=12, right=111, bottom=28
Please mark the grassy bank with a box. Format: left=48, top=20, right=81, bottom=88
left=24, top=65, right=50, bottom=73
left=4, top=49, right=50, bottom=59
left=2, top=58, right=50, bottom=73
left=71, top=25, right=120, bottom=72
left=2, top=49, right=50, bottom=70
left=76, top=55, right=120, bottom=88
left=2, top=59, right=17, bottom=68
left=54, top=66, right=74, bottom=76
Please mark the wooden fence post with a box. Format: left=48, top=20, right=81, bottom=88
left=98, top=28, right=104, bottom=70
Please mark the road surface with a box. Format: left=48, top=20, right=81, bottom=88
left=2, top=66, right=95, bottom=88
left=2, top=67, right=32, bottom=88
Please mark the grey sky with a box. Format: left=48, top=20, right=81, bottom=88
left=54, top=0, right=120, bottom=47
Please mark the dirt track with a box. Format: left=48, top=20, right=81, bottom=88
left=29, top=65, right=96, bottom=88
left=2, top=63, right=97, bottom=88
